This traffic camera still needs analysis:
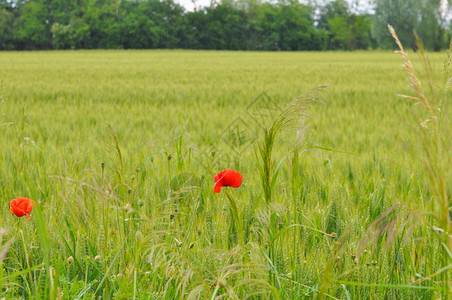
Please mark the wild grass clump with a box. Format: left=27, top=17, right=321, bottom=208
left=389, top=25, right=452, bottom=296
left=256, top=85, right=328, bottom=206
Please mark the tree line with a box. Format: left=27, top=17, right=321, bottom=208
left=0, top=0, right=450, bottom=51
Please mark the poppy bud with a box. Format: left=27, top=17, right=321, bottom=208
left=371, top=260, right=378, bottom=265
left=167, top=154, right=172, bottom=161
left=101, top=162, right=105, bottom=170
left=136, top=167, right=140, bottom=173
left=353, top=258, right=359, bottom=264
left=94, top=255, right=101, bottom=261
left=138, top=200, right=144, bottom=207
left=67, top=256, right=74, bottom=264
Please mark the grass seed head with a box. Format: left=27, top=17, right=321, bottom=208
left=124, top=203, right=132, bottom=213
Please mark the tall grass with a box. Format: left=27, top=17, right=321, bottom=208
left=389, top=25, right=452, bottom=296
left=256, top=86, right=328, bottom=205
left=0, top=50, right=450, bottom=298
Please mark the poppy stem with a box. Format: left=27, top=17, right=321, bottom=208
left=225, top=189, right=244, bottom=245
left=19, top=229, right=33, bottom=294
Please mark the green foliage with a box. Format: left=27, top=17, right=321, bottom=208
left=0, top=8, right=14, bottom=50
left=51, top=23, right=73, bottom=49
left=372, top=0, right=449, bottom=51
left=2, top=0, right=451, bottom=51
left=327, top=14, right=372, bottom=50
left=316, top=0, right=374, bottom=50
left=246, top=3, right=281, bottom=50
left=317, top=0, right=349, bottom=29
left=15, top=0, right=52, bottom=49
left=278, top=2, right=317, bottom=50
left=0, top=0, right=372, bottom=51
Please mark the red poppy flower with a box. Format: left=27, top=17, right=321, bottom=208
left=214, top=169, right=243, bottom=193
left=10, top=197, right=34, bottom=220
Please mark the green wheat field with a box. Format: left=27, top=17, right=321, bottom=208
left=0, top=50, right=451, bottom=299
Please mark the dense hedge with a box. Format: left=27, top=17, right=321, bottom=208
left=0, top=0, right=448, bottom=51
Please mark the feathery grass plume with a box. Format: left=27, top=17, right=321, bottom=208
left=388, top=24, right=452, bottom=296
left=255, top=85, right=328, bottom=205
